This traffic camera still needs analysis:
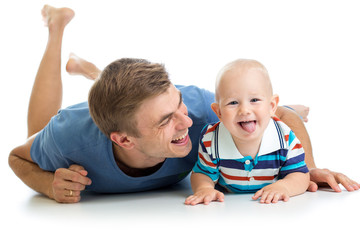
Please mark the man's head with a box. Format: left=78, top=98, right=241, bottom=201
left=89, top=58, right=193, bottom=168
left=89, top=58, right=171, bottom=138
left=211, top=59, right=279, bottom=145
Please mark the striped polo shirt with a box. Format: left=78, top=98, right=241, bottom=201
left=193, top=117, right=309, bottom=193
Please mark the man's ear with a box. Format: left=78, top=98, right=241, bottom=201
left=270, top=94, right=280, bottom=116
left=110, top=132, right=135, bottom=149
left=211, top=102, right=222, bottom=121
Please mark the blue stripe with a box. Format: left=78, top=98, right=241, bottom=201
left=215, top=125, right=220, bottom=161
left=281, top=160, right=306, bottom=171
left=223, top=182, right=273, bottom=193
left=200, top=124, right=209, bottom=134
left=284, top=153, right=305, bottom=166
left=219, top=159, right=247, bottom=170
left=218, top=151, right=290, bottom=170
left=199, top=124, right=211, bottom=154
left=199, top=140, right=209, bottom=155
left=218, top=155, right=253, bottom=161
left=253, top=150, right=288, bottom=169
left=193, top=163, right=219, bottom=181
left=273, top=120, right=284, bottom=149
left=257, top=154, right=287, bottom=161
left=219, top=156, right=255, bottom=171
left=255, top=161, right=282, bottom=170
left=217, top=150, right=289, bottom=162
left=288, top=130, right=296, bottom=146
left=279, top=165, right=309, bottom=179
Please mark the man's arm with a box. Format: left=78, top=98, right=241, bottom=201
left=8, top=135, right=91, bottom=203
left=275, top=106, right=315, bottom=168
left=275, top=106, right=360, bottom=192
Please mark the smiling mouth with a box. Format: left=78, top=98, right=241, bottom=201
left=171, top=129, right=189, bottom=144
left=238, top=120, right=256, bottom=133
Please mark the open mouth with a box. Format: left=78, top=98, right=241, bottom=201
left=238, top=120, right=256, bottom=133
left=171, top=129, right=189, bottom=144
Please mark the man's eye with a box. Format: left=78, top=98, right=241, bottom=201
left=160, top=118, right=171, bottom=127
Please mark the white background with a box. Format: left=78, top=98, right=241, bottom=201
left=1, top=0, right=359, bottom=239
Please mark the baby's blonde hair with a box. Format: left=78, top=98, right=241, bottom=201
left=215, top=59, right=272, bottom=101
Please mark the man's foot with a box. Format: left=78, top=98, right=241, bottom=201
left=41, top=5, right=75, bottom=31
left=66, top=53, right=101, bottom=80
left=286, top=105, right=310, bottom=122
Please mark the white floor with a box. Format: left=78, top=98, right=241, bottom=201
left=1, top=0, right=360, bottom=239
left=3, top=174, right=360, bottom=239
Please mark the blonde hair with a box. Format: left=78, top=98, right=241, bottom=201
left=88, top=58, right=171, bottom=138
left=215, top=59, right=272, bottom=101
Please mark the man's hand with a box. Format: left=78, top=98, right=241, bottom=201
left=51, top=164, right=92, bottom=203
left=308, top=168, right=360, bottom=192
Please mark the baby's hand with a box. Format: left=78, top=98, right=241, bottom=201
left=252, top=181, right=290, bottom=204
left=185, top=188, right=224, bottom=206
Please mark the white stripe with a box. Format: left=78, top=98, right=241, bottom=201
left=220, top=167, right=280, bottom=177
left=221, top=177, right=277, bottom=186
left=287, top=147, right=304, bottom=159
left=198, top=146, right=217, bottom=170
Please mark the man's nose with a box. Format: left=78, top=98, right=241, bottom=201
left=174, top=109, right=193, bottom=129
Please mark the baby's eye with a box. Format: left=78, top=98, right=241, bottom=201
left=227, top=101, right=238, bottom=105
left=250, top=98, right=260, bottom=103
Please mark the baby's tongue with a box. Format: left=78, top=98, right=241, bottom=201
left=239, top=121, right=256, bottom=133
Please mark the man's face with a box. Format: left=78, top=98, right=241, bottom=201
left=132, top=84, right=193, bottom=162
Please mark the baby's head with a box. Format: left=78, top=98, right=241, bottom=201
left=215, top=59, right=273, bottom=102
left=211, top=59, right=279, bottom=144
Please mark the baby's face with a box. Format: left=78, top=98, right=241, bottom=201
left=212, top=66, right=278, bottom=145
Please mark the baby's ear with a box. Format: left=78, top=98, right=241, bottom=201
left=270, top=94, right=279, bottom=115
left=211, top=102, right=222, bottom=120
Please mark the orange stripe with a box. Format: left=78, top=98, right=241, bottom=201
left=203, top=141, right=211, bottom=148
left=221, top=172, right=249, bottom=181
left=198, top=152, right=216, bottom=168
left=292, top=143, right=303, bottom=150
left=205, top=122, right=220, bottom=134
left=254, top=176, right=275, bottom=181
left=285, top=135, right=289, bottom=141
left=222, top=172, right=275, bottom=181
left=272, top=116, right=281, bottom=122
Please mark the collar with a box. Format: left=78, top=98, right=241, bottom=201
left=215, top=118, right=285, bottom=159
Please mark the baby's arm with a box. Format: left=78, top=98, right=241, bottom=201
left=252, top=172, right=310, bottom=204
left=185, top=172, right=225, bottom=205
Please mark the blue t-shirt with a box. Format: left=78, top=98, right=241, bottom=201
left=30, top=85, right=218, bottom=193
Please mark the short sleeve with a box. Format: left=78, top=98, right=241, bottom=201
left=30, top=116, right=73, bottom=171
left=279, top=130, right=308, bottom=178
left=192, top=125, right=220, bottom=182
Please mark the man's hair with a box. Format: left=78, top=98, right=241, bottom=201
left=88, top=58, right=171, bottom=138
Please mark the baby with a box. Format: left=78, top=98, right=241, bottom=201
left=185, top=59, right=310, bottom=205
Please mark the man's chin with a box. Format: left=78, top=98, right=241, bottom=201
left=170, top=140, right=192, bottom=158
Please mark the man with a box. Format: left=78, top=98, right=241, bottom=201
left=9, top=5, right=359, bottom=203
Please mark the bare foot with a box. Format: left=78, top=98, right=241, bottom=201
left=66, top=53, right=101, bottom=80
left=41, top=5, right=75, bottom=31
left=286, top=105, right=310, bottom=122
